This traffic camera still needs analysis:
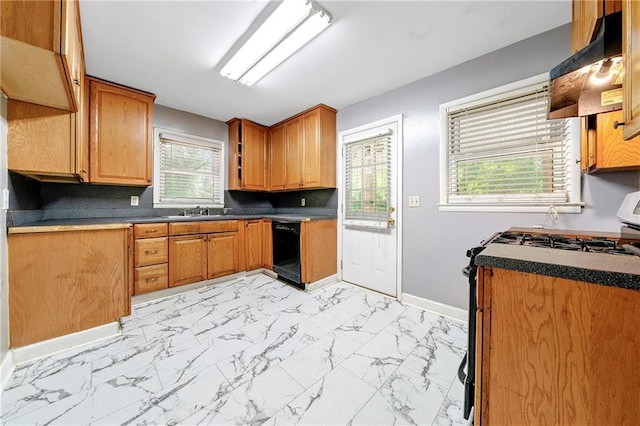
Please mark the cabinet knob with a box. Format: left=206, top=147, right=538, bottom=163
left=614, top=120, right=626, bottom=129
left=73, top=78, right=80, bottom=86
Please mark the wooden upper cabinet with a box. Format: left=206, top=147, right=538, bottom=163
left=88, top=77, right=155, bottom=186
left=7, top=72, right=88, bottom=182
left=269, top=123, right=287, bottom=190
left=285, top=117, right=303, bottom=189
left=227, top=119, right=268, bottom=191
left=623, top=0, right=640, bottom=139
left=1, top=0, right=82, bottom=111
left=572, top=0, right=621, bottom=52
left=268, top=104, right=337, bottom=191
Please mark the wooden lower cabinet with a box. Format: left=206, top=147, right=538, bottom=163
left=135, top=264, right=168, bottom=294
left=301, top=219, right=337, bottom=283
left=244, top=220, right=263, bottom=271
left=208, top=231, right=240, bottom=279
left=8, top=226, right=131, bottom=348
left=262, top=219, right=273, bottom=269
left=168, top=235, right=207, bottom=287
left=475, top=267, right=640, bottom=425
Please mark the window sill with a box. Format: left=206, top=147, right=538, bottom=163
left=437, top=203, right=584, bottom=214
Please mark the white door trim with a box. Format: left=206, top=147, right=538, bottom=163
left=337, top=114, right=403, bottom=301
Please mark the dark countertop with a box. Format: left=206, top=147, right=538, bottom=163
left=476, top=243, right=640, bottom=291
left=8, top=214, right=337, bottom=229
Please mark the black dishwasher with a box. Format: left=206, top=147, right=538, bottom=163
left=272, top=221, right=302, bottom=287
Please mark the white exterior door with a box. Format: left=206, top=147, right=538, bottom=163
left=339, top=116, right=401, bottom=297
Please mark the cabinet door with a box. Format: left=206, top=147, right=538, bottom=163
left=168, top=235, right=207, bottom=287
left=269, top=123, right=287, bottom=190
left=301, top=110, right=322, bottom=188
left=244, top=220, right=263, bottom=271
left=262, top=219, right=273, bottom=269
left=595, top=110, right=640, bottom=169
left=285, top=117, right=303, bottom=189
left=8, top=100, right=76, bottom=177
left=89, top=78, right=155, bottom=186
left=242, top=120, right=267, bottom=190
left=301, top=220, right=337, bottom=283
left=623, top=0, right=640, bottom=139
left=572, top=0, right=621, bottom=52
left=207, top=232, right=239, bottom=279
left=8, top=228, right=130, bottom=348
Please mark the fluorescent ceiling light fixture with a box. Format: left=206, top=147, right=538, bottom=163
left=220, top=0, right=332, bottom=86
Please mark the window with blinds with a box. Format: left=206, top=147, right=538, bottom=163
left=153, top=129, right=225, bottom=208
left=344, top=133, right=392, bottom=223
left=439, top=74, right=581, bottom=212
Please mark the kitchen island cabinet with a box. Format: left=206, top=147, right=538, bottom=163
left=88, top=77, right=155, bottom=186
left=8, top=225, right=131, bottom=348
left=474, top=266, right=640, bottom=425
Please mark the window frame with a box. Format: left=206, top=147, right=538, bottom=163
left=438, top=73, right=583, bottom=213
left=152, top=128, right=225, bottom=209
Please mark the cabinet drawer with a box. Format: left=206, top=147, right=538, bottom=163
left=135, top=264, right=168, bottom=294
left=134, top=223, right=168, bottom=238
left=135, top=237, right=168, bottom=266
left=200, top=220, right=238, bottom=233
left=169, top=220, right=239, bottom=236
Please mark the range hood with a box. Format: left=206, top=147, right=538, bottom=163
left=548, top=11, right=623, bottom=119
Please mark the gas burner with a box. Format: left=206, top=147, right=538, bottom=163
left=491, top=232, right=524, bottom=245
left=583, top=238, right=617, bottom=252
left=550, top=236, right=583, bottom=251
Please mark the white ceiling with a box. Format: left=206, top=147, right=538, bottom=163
left=79, top=0, right=571, bottom=126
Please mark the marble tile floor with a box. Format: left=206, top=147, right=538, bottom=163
left=1, top=273, right=469, bottom=425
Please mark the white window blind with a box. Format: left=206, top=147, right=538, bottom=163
left=344, top=132, right=392, bottom=222
left=153, top=130, right=224, bottom=208
left=440, top=74, right=581, bottom=212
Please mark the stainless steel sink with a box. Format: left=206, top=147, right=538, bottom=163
left=163, top=215, right=224, bottom=219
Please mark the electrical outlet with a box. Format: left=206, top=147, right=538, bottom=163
left=409, top=195, right=420, bottom=207
left=130, top=195, right=139, bottom=206
left=301, top=198, right=306, bottom=207
left=2, top=188, right=9, bottom=210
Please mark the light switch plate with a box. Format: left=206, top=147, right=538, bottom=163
left=301, top=198, right=306, bottom=207
left=409, top=195, right=420, bottom=207
left=131, top=196, right=139, bottom=206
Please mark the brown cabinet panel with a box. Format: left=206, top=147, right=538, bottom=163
left=623, top=0, right=640, bottom=139
left=262, top=219, right=273, bottom=269
left=208, top=232, right=240, bottom=278
left=88, top=77, right=155, bottom=186
left=301, top=219, right=337, bottom=283
left=244, top=220, right=263, bottom=271
left=227, top=119, right=268, bottom=191
left=200, top=220, right=239, bottom=234
left=1, top=0, right=79, bottom=111
left=8, top=227, right=130, bottom=348
left=135, top=237, right=168, bottom=267
left=595, top=110, right=640, bottom=168
left=168, top=235, right=207, bottom=287
left=572, top=0, right=621, bottom=52
left=301, top=109, right=322, bottom=187
left=269, top=123, right=287, bottom=190
left=285, top=117, right=303, bottom=189
left=476, top=267, right=640, bottom=425
left=135, top=264, right=168, bottom=294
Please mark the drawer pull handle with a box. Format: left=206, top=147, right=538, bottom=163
left=145, top=277, right=158, bottom=283
left=145, top=229, right=157, bottom=233
left=614, top=120, right=626, bottom=129
left=144, top=250, right=158, bottom=255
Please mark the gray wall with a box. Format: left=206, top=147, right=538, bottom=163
left=337, top=23, right=640, bottom=309
left=1, top=95, right=9, bottom=370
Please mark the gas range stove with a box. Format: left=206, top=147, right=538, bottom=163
left=489, top=231, right=639, bottom=256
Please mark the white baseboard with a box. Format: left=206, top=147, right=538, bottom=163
left=11, top=322, right=121, bottom=366
left=402, top=293, right=467, bottom=323
left=1, top=350, right=15, bottom=391
left=304, top=274, right=338, bottom=293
